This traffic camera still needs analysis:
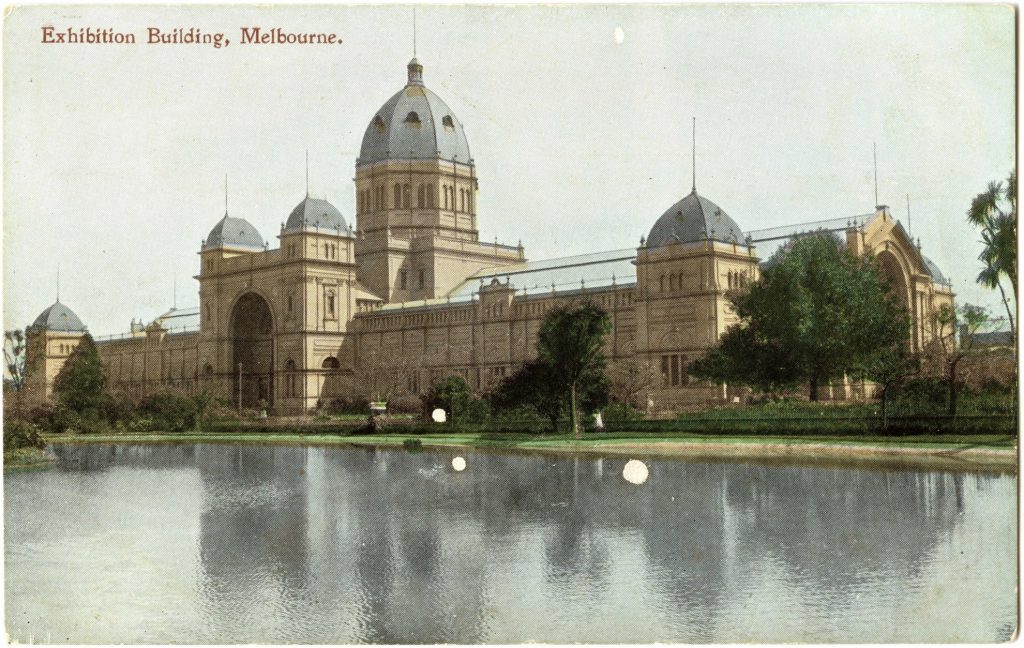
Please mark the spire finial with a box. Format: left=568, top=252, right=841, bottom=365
left=692, top=116, right=697, bottom=193
left=173, top=274, right=177, bottom=310
left=413, top=6, right=417, bottom=57
left=305, top=149, right=309, bottom=197
left=56, top=264, right=60, bottom=302
left=873, top=142, right=878, bottom=207
left=225, top=173, right=229, bottom=215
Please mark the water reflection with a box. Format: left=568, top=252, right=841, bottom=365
left=5, top=443, right=1016, bottom=643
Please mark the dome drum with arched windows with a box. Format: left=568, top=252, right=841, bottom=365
left=357, top=59, right=472, bottom=167
left=646, top=190, right=746, bottom=248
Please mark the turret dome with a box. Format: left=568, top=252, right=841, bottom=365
left=203, top=213, right=265, bottom=251
left=284, top=196, right=348, bottom=234
left=30, top=300, right=86, bottom=333
left=358, top=59, right=472, bottom=166
left=646, top=189, right=746, bottom=248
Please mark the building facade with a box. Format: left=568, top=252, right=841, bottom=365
left=25, top=58, right=954, bottom=414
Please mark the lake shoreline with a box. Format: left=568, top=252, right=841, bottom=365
left=42, top=431, right=1018, bottom=472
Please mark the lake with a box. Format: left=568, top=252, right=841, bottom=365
left=4, top=442, right=1017, bottom=643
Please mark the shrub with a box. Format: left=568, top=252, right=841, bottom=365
left=138, top=392, right=200, bottom=432
left=3, top=421, right=46, bottom=451
left=464, top=397, right=491, bottom=425
left=490, top=404, right=549, bottom=434
left=388, top=394, right=424, bottom=416
left=402, top=438, right=423, bottom=451
left=603, top=401, right=644, bottom=423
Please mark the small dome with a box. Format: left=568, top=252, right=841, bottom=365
left=646, top=190, right=745, bottom=248
left=30, top=300, right=86, bottom=333
left=203, top=214, right=265, bottom=251
left=358, top=59, right=472, bottom=166
left=923, top=255, right=950, bottom=285
left=284, top=196, right=347, bottom=233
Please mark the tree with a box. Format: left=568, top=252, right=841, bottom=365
left=53, top=333, right=106, bottom=411
left=967, top=170, right=1016, bottom=336
left=690, top=235, right=910, bottom=401
left=429, top=375, right=472, bottom=423
left=346, top=347, right=422, bottom=403
left=606, top=357, right=655, bottom=410
left=536, top=302, right=612, bottom=437
left=924, top=303, right=989, bottom=416
left=492, top=360, right=609, bottom=433
left=861, top=345, right=920, bottom=429
left=4, top=329, right=26, bottom=391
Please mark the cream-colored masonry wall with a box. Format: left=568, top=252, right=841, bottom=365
left=98, top=331, right=201, bottom=394
left=352, top=285, right=639, bottom=394
left=24, top=330, right=85, bottom=402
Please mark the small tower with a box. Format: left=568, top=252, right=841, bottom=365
left=23, top=299, right=88, bottom=403
left=354, top=58, right=523, bottom=303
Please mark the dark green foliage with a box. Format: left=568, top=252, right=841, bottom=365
left=535, top=302, right=612, bottom=437
left=602, top=401, right=644, bottom=423
left=690, top=235, right=910, bottom=400
left=428, top=376, right=472, bottom=422
left=402, top=438, right=423, bottom=451
left=464, top=397, right=491, bottom=424
left=53, top=334, right=106, bottom=411
left=3, top=421, right=45, bottom=451
left=138, top=392, right=201, bottom=432
left=492, top=360, right=608, bottom=433
left=967, top=170, right=1016, bottom=333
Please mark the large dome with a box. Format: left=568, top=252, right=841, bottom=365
left=284, top=196, right=347, bottom=233
left=30, top=300, right=86, bottom=332
left=357, top=59, right=472, bottom=166
left=203, top=213, right=265, bottom=251
left=646, top=190, right=745, bottom=248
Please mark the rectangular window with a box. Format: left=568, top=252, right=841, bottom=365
left=661, top=356, right=670, bottom=386
left=418, top=269, right=425, bottom=289
left=680, top=355, right=689, bottom=385
left=670, top=355, right=680, bottom=386
left=400, top=270, right=408, bottom=290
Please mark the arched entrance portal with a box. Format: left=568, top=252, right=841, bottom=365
left=231, top=292, right=274, bottom=409
left=877, top=249, right=914, bottom=348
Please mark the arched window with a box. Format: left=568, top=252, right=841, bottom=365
left=442, top=115, right=455, bottom=129
left=659, top=275, right=665, bottom=292
left=322, top=356, right=340, bottom=369
left=459, top=189, right=465, bottom=212
left=669, top=274, right=676, bottom=291
left=373, top=115, right=386, bottom=133
left=326, top=291, right=336, bottom=317
left=287, top=295, right=293, bottom=313
left=678, top=272, right=684, bottom=290
left=427, top=184, right=436, bottom=208
left=394, top=183, right=402, bottom=208
left=417, top=184, right=425, bottom=208
left=402, top=184, right=411, bottom=208
left=204, top=364, right=214, bottom=377
left=404, top=111, right=421, bottom=124
left=284, top=358, right=296, bottom=371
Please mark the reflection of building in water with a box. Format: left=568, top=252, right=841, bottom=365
left=42, top=444, right=1008, bottom=642
left=193, top=445, right=312, bottom=641
left=25, top=54, right=954, bottom=414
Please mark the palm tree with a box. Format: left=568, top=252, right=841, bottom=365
left=967, top=170, right=1016, bottom=336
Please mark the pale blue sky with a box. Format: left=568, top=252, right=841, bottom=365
left=3, top=4, right=1016, bottom=335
